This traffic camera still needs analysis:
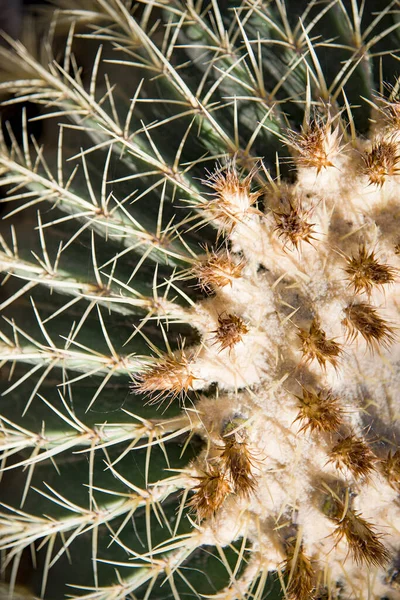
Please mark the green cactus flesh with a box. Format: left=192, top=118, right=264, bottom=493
left=1, top=1, right=400, bottom=599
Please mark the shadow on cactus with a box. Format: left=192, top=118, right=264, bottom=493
left=1, top=1, right=400, bottom=599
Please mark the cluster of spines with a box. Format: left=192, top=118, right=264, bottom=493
left=328, top=434, right=376, bottom=480
left=286, top=116, right=343, bottom=173
left=293, top=386, right=378, bottom=481
left=373, top=89, right=400, bottom=132
left=294, top=387, right=344, bottom=434
left=361, top=138, right=400, bottom=186
left=343, top=245, right=397, bottom=295
left=201, top=162, right=321, bottom=252
left=191, top=248, right=244, bottom=293
left=200, top=162, right=261, bottom=233
left=187, top=419, right=257, bottom=520
left=294, top=384, right=382, bottom=488
left=219, top=421, right=258, bottom=498
left=298, top=319, right=342, bottom=369
left=324, top=491, right=391, bottom=568
left=340, top=242, right=397, bottom=350
left=342, top=302, right=395, bottom=349
left=186, top=466, right=231, bottom=521
left=272, top=196, right=316, bottom=250
left=131, top=349, right=196, bottom=405
left=282, top=537, right=315, bottom=600
left=381, top=449, right=400, bottom=490
left=211, top=313, right=249, bottom=352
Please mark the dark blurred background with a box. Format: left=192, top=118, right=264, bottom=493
left=0, top=0, right=50, bottom=41
left=0, top=0, right=23, bottom=41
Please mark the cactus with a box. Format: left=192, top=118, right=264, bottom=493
left=1, top=0, right=400, bottom=598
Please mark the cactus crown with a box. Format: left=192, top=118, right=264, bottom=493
left=0, top=1, right=400, bottom=599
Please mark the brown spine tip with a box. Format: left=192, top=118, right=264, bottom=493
left=212, top=313, right=249, bottom=352
left=273, top=198, right=316, bottom=250
left=288, top=117, right=342, bottom=172
left=332, top=504, right=390, bottom=567
left=193, top=249, right=244, bottom=293
left=373, top=90, right=400, bottom=130
left=362, top=139, right=400, bottom=186
left=220, top=421, right=257, bottom=497
left=344, top=245, right=397, bottom=295
left=130, top=351, right=196, bottom=404
left=298, top=319, right=342, bottom=369
left=283, top=541, right=315, bottom=600
left=328, top=434, right=376, bottom=479
left=381, top=449, right=400, bottom=490
left=186, top=466, right=231, bottom=520
left=294, top=388, right=344, bottom=434
left=342, top=302, right=396, bottom=349
left=201, top=162, right=261, bottom=231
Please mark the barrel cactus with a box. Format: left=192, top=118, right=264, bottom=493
left=1, top=1, right=400, bottom=598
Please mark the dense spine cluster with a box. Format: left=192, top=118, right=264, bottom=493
left=0, top=1, right=400, bottom=599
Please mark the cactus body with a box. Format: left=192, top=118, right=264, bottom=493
left=1, top=1, right=400, bottom=599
